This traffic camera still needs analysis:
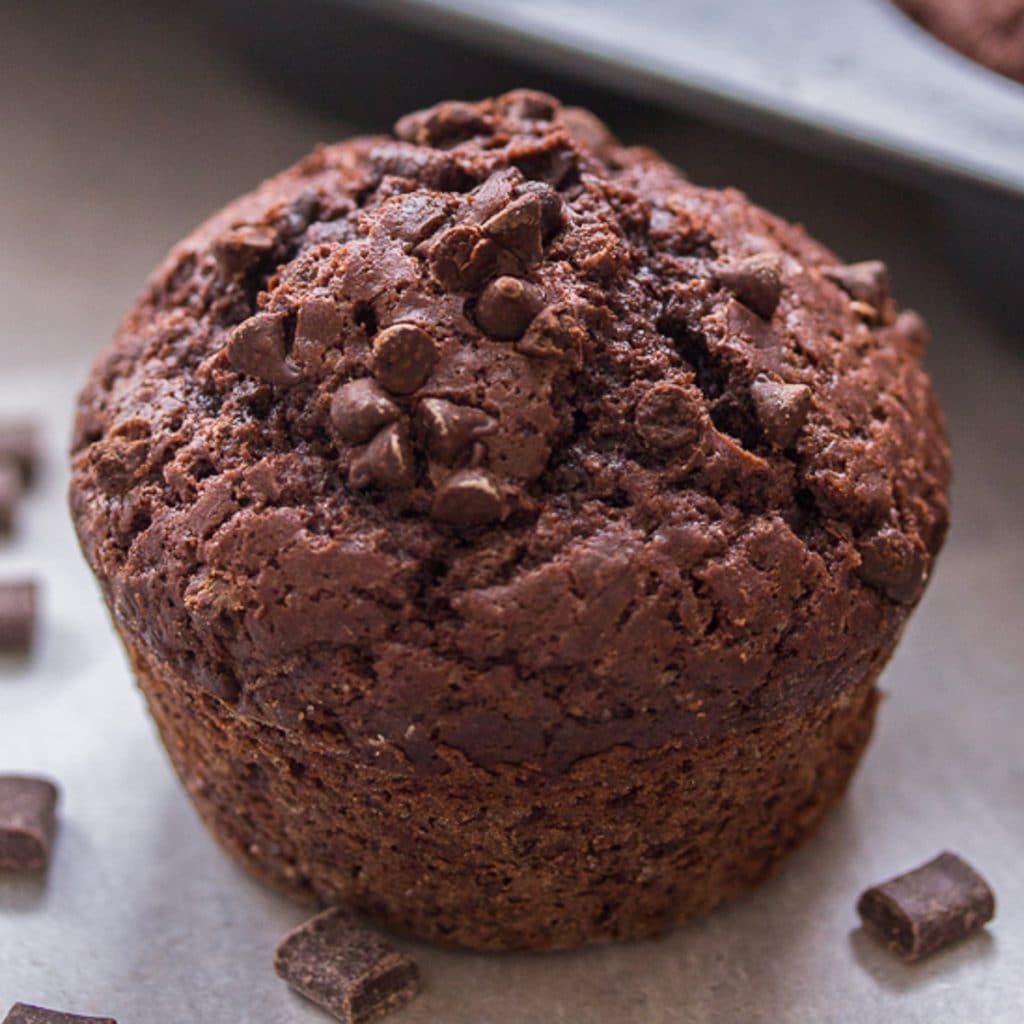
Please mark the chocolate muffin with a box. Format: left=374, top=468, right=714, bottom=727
left=70, top=91, right=950, bottom=950
left=894, top=0, right=1024, bottom=85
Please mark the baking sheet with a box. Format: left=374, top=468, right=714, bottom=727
left=1, top=2, right=1023, bottom=1021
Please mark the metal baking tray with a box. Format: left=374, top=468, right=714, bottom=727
left=333, top=0, right=1024, bottom=200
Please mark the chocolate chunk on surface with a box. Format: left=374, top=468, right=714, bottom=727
left=3, top=1006, right=115, bottom=1024
left=856, top=527, right=928, bottom=604
left=349, top=424, right=415, bottom=491
left=0, top=776, right=58, bottom=871
left=0, top=420, right=39, bottom=485
left=475, top=276, right=545, bottom=340
left=857, top=852, right=995, bottom=961
left=751, top=377, right=812, bottom=448
left=715, top=253, right=783, bottom=319
left=482, top=192, right=544, bottom=267
left=824, top=260, right=889, bottom=311
left=371, top=324, right=438, bottom=394
left=0, top=461, right=22, bottom=536
left=416, top=399, right=496, bottom=464
left=432, top=468, right=505, bottom=527
left=211, top=223, right=275, bottom=279
left=331, top=379, right=401, bottom=444
left=274, top=908, right=420, bottom=1024
left=0, top=580, right=37, bottom=655
left=226, top=312, right=301, bottom=387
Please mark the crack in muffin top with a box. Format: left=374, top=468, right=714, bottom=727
left=70, top=91, right=950, bottom=771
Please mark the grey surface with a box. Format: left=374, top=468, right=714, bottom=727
left=350, top=0, right=1024, bottom=197
left=1, top=2, right=1022, bottom=1022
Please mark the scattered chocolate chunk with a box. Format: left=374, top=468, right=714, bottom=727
left=432, top=468, right=505, bottom=527
left=2, top=1006, right=115, bottom=1024
left=635, top=383, right=704, bottom=453
left=0, top=776, right=58, bottom=871
left=274, top=907, right=420, bottom=1024
left=226, top=312, right=301, bottom=387
left=516, top=302, right=587, bottom=366
left=380, top=193, right=449, bottom=246
left=750, top=376, right=812, bottom=448
left=517, top=181, right=565, bottom=239
left=466, top=168, right=523, bottom=225
left=426, top=224, right=501, bottom=292
left=0, top=580, right=36, bottom=655
left=349, top=424, right=415, bottom=491
left=856, top=527, right=928, bottom=604
left=416, top=399, right=496, bottom=464
left=0, top=420, right=38, bottom=485
left=715, top=253, right=784, bottom=319
left=475, top=276, right=545, bottom=340
left=857, top=852, right=995, bottom=962
left=331, top=379, right=401, bottom=444
left=824, top=260, right=890, bottom=311
left=211, top=223, right=276, bottom=279
left=371, top=324, right=438, bottom=395
left=482, top=193, right=544, bottom=267
left=0, top=461, right=22, bottom=536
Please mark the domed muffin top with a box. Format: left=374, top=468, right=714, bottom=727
left=71, top=91, right=949, bottom=771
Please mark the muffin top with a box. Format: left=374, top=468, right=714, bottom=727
left=70, top=91, right=949, bottom=772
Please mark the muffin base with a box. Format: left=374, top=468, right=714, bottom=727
left=133, top=640, right=879, bottom=951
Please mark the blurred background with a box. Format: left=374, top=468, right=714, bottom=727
left=1, top=1, right=1021, bottom=1021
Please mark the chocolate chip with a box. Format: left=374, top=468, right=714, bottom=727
left=211, top=223, right=276, bottom=279
left=432, top=468, right=505, bottom=527
left=416, top=399, right=496, bottom=463
left=635, top=383, right=704, bottom=452
left=0, top=776, right=58, bottom=871
left=499, top=90, right=559, bottom=121
left=824, top=260, right=889, bottom=310
left=475, top=276, right=545, bottom=340
left=394, top=101, right=490, bottom=148
left=856, top=526, right=928, bottom=603
left=0, top=580, right=36, bottom=655
left=0, top=419, right=39, bottom=485
left=380, top=193, right=449, bottom=246
left=426, top=225, right=502, bottom=292
left=226, top=312, right=301, bottom=387
left=716, top=253, right=784, bottom=319
left=349, top=423, right=415, bottom=490
left=274, top=907, right=420, bottom=1024
left=857, top=852, right=995, bottom=962
left=331, top=379, right=401, bottom=444
left=750, top=376, right=812, bottom=448
left=371, top=324, right=438, bottom=394
left=482, top=193, right=544, bottom=267
left=0, top=461, right=22, bottom=536
left=2, top=1005, right=116, bottom=1024
left=518, top=181, right=565, bottom=239
left=516, top=302, right=587, bottom=366
left=295, top=297, right=344, bottom=349
left=467, top=168, right=524, bottom=225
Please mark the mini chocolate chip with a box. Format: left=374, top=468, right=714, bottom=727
left=750, top=376, right=812, bottom=448
left=716, top=253, right=784, bottom=319
left=635, top=383, right=704, bottom=452
left=856, top=526, right=928, bottom=603
left=330, top=379, right=401, bottom=444
left=482, top=193, right=544, bottom=267
left=372, top=324, right=438, bottom=394
left=416, top=399, right=496, bottom=464
left=226, top=312, right=300, bottom=387
left=517, top=181, right=565, bottom=239
left=349, top=423, right=415, bottom=490
left=824, top=260, right=889, bottom=309
left=475, top=276, right=545, bottom=340
left=427, top=225, right=503, bottom=292
left=432, top=468, right=505, bottom=527
left=211, top=224, right=275, bottom=279
left=516, top=302, right=587, bottom=366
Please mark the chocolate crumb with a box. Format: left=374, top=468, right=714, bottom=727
left=371, top=324, right=438, bottom=395
left=715, top=253, right=784, bottom=319
left=0, top=580, right=37, bottom=655
left=226, top=312, right=301, bottom=387
left=750, top=376, right=812, bottom=448
left=857, top=852, right=995, bottom=961
left=274, top=907, right=420, bottom=1024
left=3, top=1005, right=116, bottom=1024
left=0, top=776, right=58, bottom=871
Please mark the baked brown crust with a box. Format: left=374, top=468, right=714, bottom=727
left=70, top=91, right=950, bottom=947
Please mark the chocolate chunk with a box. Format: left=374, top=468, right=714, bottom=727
left=394, top=100, right=490, bottom=147
left=416, top=399, right=496, bottom=464
left=349, top=424, right=415, bottom=491
left=331, top=379, right=401, bottom=444
left=559, top=106, right=619, bottom=158
left=893, top=309, right=930, bottom=356
left=274, top=907, right=420, bottom=1024
left=295, top=296, right=344, bottom=349
left=516, top=302, right=587, bottom=366
left=432, top=468, right=505, bottom=527
left=380, top=193, right=449, bottom=246
left=715, top=253, right=784, bottom=319
left=282, top=189, right=320, bottom=237
left=475, top=276, right=545, bottom=340
left=856, top=527, right=928, bottom=604
left=3, top=1005, right=116, bottom=1024
left=211, top=223, right=275, bottom=279
left=857, top=852, right=995, bottom=961
left=0, top=580, right=37, bottom=655
left=226, top=312, right=301, bottom=387
left=750, top=376, right=812, bottom=448
left=426, top=225, right=501, bottom=292
left=371, top=324, right=438, bottom=395
left=482, top=193, right=544, bottom=267
left=0, top=776, right=58, bottom=871
left=0, top=461, right=22, bottom=536
left=466, top=168, right=524, bottom=225
left=0, top=419, right=39, bottom=485
left=517, top=181, right=565, bottom=239
left=824, top=260, right=889, bottom=310
left=499, top=90, right=559, bottom=121
left=635, top=383, right=704, bottom=452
